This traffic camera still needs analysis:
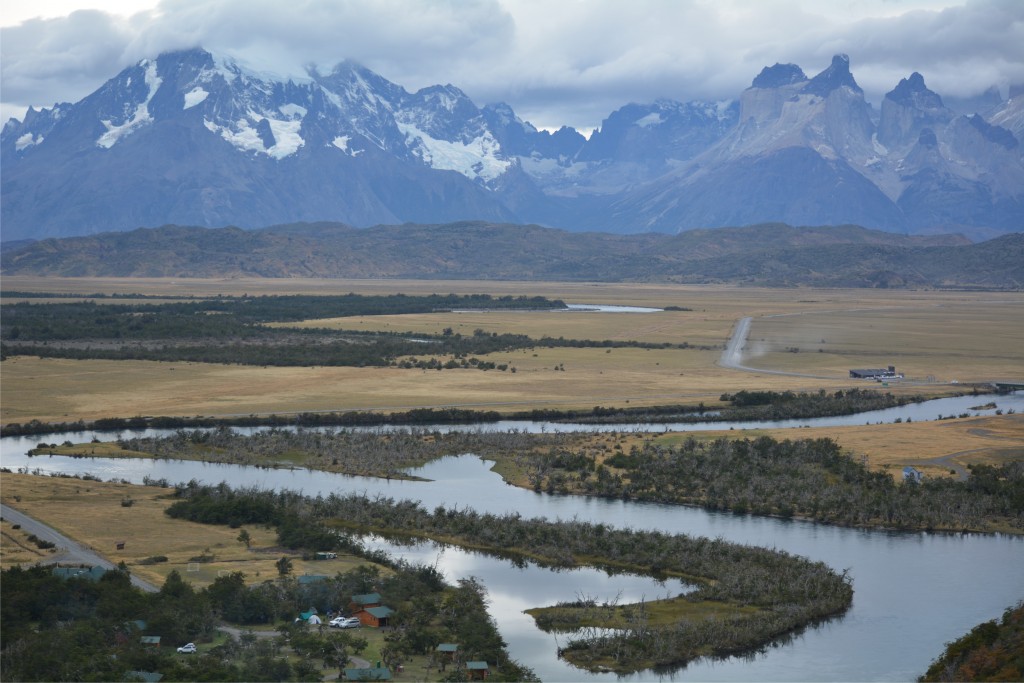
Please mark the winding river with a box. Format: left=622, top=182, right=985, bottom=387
left=2, top=392, right=1022, bottom=681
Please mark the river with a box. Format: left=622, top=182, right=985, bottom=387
left=2, top=393, right=1022, bottom=681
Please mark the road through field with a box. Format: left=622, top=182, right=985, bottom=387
left=718, top=315, right=831, bottom=378
left=0, top=502, right=157, bottom=592
left=719, top=316, right=751, bottom=370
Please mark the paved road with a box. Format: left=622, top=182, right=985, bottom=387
left=0, top=502, right=158, bottom=593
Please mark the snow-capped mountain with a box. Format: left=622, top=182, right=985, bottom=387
left=1, top=49, right=528, bottom=240
left=601, top=55, right=1023, bottom=235
left=2, top=48, right=1022, bottom=241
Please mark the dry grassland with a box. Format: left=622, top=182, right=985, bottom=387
left=2, top=277, right=1020, bottom=424
left=0, top=351, right=865, bottom=424
left=641, top=412, right=1024, bottom=479
left=0, top=473, right=366, bottom=588
left=743, top=302, right=1024, bottom=382
left=1, top=519, right=48, bottom=567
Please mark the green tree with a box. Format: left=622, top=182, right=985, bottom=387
left=275, top=556, right=293, bottom=577
left=237, top=529, right=252, bottom=548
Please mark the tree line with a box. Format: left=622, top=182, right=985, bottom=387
left=0, top=292, right=713, bottom=367
left=2, top=388, right=921, bottom=437
left=918, top=600, right=1024, bottom=681
left=165, top=482, right=853, bottom=673
left=514, top=434, right=1024, bottom=532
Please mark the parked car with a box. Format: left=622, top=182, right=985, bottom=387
left=329, top=616, right=360, bottom=629
left=176, top=643, right=197, bottom=654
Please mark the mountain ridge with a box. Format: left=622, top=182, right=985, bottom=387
left=5, top=221, right=1019, bottom=290
left=3, top=48, right=1023, bottom=241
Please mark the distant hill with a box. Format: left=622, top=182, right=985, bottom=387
left=3, top=221, right=1020, bottom=289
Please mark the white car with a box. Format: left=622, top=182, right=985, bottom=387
left=177, top=642, right=197, bottom=654
left=329, top=616, right=360, bottom=629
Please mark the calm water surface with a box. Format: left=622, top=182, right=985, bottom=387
left=2, top=393, right=1022, bottom=681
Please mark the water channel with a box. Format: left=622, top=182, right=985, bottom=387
left=2, top=392, right=1022, bottom=681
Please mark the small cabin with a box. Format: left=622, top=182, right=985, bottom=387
left=140, top=636, right=161, bottom=648
left=126, top=671, right=163, bottom=682
left=436, top=643, right=460, bottom=670
left=349, top=592, right=382, bottom=612
left=903, top=466, right=923, bottom=484
left=358, top=606, right=394, bottom=628
left=297, top=574, right=328, bottom=585
left=52, top=565, right=108, bottom=582
left=436, top=643, right=459, bottom=660
left=466, top=661, right=490, bottom=680
left=342, top=667, right=392, bottom=681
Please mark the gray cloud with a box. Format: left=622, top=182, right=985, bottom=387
left=3, top=0, right=1022, bottom=131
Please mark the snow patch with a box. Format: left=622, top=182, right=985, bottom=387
left=331, top=135, right=363, bottom=156
left=871, top=134, right=889, bottom=156
left=205, top=113, right=305, bottom=159
left=278, top=103, right=307, bottom=119
left=15, top=132, right=43, bottom=151
left=184, top=87, right=209, bottom=109
left=636, top=112, right=663, bottom=127
left=96, top=60, right=162, bottom=148
left=398, top=122, right=510, bottom=182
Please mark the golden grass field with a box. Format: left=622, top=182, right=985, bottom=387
left=0, top=473, right=369, bottom=588
left=2, top=276, right=1022, bottom=480
left=644, top=412, right=1024, bottom=479
left=5, top=276, right=1021, bottom=425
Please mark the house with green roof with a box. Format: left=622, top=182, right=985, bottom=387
left=358, top=605, right=394, bottom=628
left=466, top=660, right=490, bottom=679
left=342, top=666, right=392, bottom=681
left=52, top=565, right=107, bottom=582
left=125, top=671, right=163, bottom=682
left=348, top=592, right=382, bottom=612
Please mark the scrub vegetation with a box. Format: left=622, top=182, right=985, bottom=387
left=0, top=562, right=533, bottom=682
left=24, top=413, right=1022, bottom=534
left=0, top=293, right=710, bottom=369
left=919, top=601, right=1024, bottom=682
left=164, top=483, right=853, bottom=674
left=511, top=435, right=1024, bottom=533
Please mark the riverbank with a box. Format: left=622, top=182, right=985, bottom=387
left=19, top=404, right=1023, bottom=535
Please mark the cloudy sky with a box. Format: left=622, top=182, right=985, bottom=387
left=2, top=0, right=1023, bottom=132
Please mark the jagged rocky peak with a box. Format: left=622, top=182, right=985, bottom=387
left=483, top=102, right=530, bottom=129
left=886, top=72, right=944, bottom=110
left=751, top=63, right=807, bottom=89
left=878, top=70, right=953, bottom=149
left=802, top=54, right=862, bottom=97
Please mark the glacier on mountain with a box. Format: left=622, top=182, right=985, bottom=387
left=96, top=60, right=162, bottom=149
left=183, top=87, right=209, bottom=109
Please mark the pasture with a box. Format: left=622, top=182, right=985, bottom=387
left=0, top=473, right=366, bottom=588
left=1, top=276, right=1021, bottom=424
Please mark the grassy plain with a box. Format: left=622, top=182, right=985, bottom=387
left=1, top=276, right=1021, bottom=425
left=644, top=412, right=1024, bottom=479
left=0, top=473, right=365, bottom=588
